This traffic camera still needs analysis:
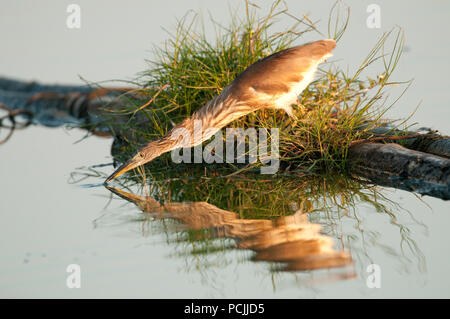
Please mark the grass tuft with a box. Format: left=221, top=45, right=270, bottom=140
left=106, top=0, right=410, bottom=179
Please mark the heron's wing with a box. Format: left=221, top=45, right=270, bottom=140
left=229, top=39, right=336, bottom=101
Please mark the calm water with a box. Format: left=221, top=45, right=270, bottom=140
left=1, top=0, right=449, bottom=298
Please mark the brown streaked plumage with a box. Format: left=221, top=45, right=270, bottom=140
left=105, top=39, right=336, bottom=182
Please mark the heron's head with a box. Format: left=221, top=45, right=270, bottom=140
left=104, top=143, right=164, bottom=183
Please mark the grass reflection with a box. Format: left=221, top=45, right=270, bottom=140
left=72, top=166, right=427, bottom=285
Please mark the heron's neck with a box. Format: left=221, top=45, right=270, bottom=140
left=162, top=94, right=253, bottom=149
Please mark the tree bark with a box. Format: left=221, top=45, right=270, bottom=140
left=364, top=125, right=450, bottom=158
left=349, top=143, right=450, bottom=199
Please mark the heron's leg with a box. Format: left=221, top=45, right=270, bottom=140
left=282, top=105, right=298, bottom=120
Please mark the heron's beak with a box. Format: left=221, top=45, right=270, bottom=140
left=104, top=138, right=169, bottom=183
left=104, top=157, right=143, bottom=183
left=104, top=185, right=141, bottom=202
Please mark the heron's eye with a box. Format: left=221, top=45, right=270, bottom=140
left=138, top=152, right=145, bottom=159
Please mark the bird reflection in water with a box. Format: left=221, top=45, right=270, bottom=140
left=105, top=185, right=354, bottom=276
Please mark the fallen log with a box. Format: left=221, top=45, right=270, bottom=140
left=349, top=143, right=450, bottom=199
left=364, top=125, right=450, bottom=159
left=1, top=77, right=449, bottom=199
left=0, top=77, right=128, bottom=130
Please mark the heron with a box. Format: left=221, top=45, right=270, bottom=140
left=105, top=39, right=336, bottom=182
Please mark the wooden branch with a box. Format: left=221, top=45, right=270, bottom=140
left=0, top=77, right=129, bottom=130
left=349, top=143, right=450, bottom=199
left=361, top=125, right=450, bottom=159
left=1, top=77, right=449, bottom=199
